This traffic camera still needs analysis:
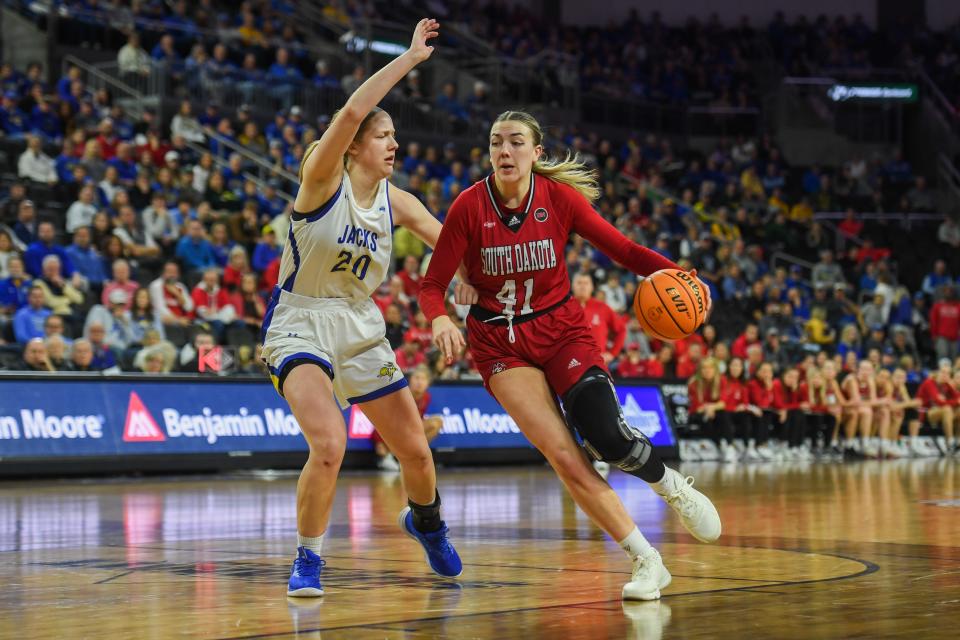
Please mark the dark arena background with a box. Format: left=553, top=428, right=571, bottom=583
left=1, top=0, right=959, bottom=638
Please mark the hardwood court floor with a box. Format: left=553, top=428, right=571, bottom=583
left=1, top=460, right=958, bottom=639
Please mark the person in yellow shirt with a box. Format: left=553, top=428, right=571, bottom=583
left=805, top=306, right=836, bottom=346
left=789, top=197, right=814, bottom=223
left=710, top=207, right=741, bottom=242
left=740, top=165, right=765, bottom=200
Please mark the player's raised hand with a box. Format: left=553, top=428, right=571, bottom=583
left=408, top=18, right=440, bottom=63
left=432, top=315, right=465, bottom=364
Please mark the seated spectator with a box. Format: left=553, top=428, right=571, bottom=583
left=138, top=347, right=172, bottom=374
left=17, top=135, right=57, bottom=185
left=17, top=337, right=54, bottom=372
left=930, top=283, right=960, bottom=362
left=68, top=338, right=96, bottom=372
left=85, top=288, right=141, bottom=351
left=435, top=82, right=469, bottom=124
left=65, top=226, right=106, bottom=292
left=100, top=260, right=140, bottom=310
left=811, top=250, right=844, bottom=290
left=395, top=339, right=426, bottom=373
left=383, top=303, right=407, bottom=350
left=222, top=245, right=251, bottom=292
left=805, top=307, right=836, bottom=346
left=0, top=255, right=31, bottom=317
left=45, top=334, right=69, bottom=370
left=396, top=255, right=422, bottom=300
left=117, top=32, right=151, bottom=78
left=85, top=321, right=118, bottom=370
left=142, top=193, right=180, bottom=250
left=731, top=323, right=761, bottom=359
left=65, top=184, right=99, bottom=233
left=236, top=272, right=265, bottom=340
left=42, top=313, right=71, bottom=345
left=11, top=199, right=38, bottom=248
left=13, top=285, right=51, bottom=343
left=114, top=205, right=161, bottom=261
left=33, top=255, right=84, bottom=318
left=922, top=260, right=952, bottom=297
left=0, top=229, right=15, bottom=277
left=177, top=331, right=216, bottom=373
left=916, top=363, right=959, bottom=456
left=24, top=221, right=74, bottom=278
left=191, top=268, right=239, bottom=339
left=267, top=48, right=303, bottom=108
left=252, top=226, right=279, bottom=273
left=861, top=293, right=889, bottom=329
left=0, top=182, right=27, bottom=227
left=170, top=99, right=205, bottom=144
left=176, top=220, right=218, bottom=274
left=615, top=342, right=647, bottom=378
left=149, top=260, right=194, bottom=328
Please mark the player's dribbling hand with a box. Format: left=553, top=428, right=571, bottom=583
left=432, top=316, right=465, bottom=364
left=408, top=18, right=440, bottom=63
left=688, top=268, right=712, bottom=322
left=453, top=282, right=479, bottom=305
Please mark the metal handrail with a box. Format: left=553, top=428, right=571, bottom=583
left=201, top=126, right=298, bottom=186
left=65, top=55, right=297, bottom=201
left=184, top=139, right=294, bottom=205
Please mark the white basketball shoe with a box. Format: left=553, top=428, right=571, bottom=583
left=654, top=467, right=722, bottom=543
left=622, top=547, right=672, bottom=601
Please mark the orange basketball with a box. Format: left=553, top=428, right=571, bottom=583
left=633, top=269, right=705, bottom=341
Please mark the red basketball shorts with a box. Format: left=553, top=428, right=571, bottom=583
left=467, top=297, right=607, bottom=397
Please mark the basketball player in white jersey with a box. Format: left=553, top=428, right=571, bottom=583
left=261, top=19, right=474, bottom=596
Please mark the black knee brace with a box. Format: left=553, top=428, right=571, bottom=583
left=561, top=368, right=654, bottom=473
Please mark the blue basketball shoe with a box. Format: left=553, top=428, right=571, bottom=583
left=287, top=547, right=325, bottom=597
left=398, top=507, right=463, bottom=577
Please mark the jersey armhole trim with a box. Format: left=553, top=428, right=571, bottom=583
left=386, top=180, right=394, bottom=229
left=291, top=181, right=343, bottom=222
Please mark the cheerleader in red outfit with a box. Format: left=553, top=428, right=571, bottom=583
left=773, top=367, right=811, bottom=460
left=721, top=357, right=764, bottom=461
left=687, top=358, right=732, bottom=462
left=747, top=362, right=778, bottom=460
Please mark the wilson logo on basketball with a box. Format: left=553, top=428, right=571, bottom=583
left=123, top=392, right=166, bottom=442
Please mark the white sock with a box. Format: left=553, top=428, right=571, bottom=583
left=911, top=435, right=919, bottom=446
left=297, top=533, right=324, bottom=555
left=618, top=526, right=652, bottom=560
left=649, top=466, right=674, bottom=494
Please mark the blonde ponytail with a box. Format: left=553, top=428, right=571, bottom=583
left=493, top=110, right=600, bottom=203
left=533, top=152, right=600, bottom=203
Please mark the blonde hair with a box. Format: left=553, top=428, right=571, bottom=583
left=493, top=111, right=600, bottom=202
left=693, top=357, right=722, bottom=400
left=298, top=107, right=386, bottom=182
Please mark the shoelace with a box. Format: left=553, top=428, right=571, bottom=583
left=293, top=555, right=325, bottom=576
left=424, top=524, right=453, bottom=555
left=631, top=553, right=657, bottom=581
left=665, top=476, right=701, bottom=520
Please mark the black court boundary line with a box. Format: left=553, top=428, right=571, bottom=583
left=209, top=550, right=879, bottom=640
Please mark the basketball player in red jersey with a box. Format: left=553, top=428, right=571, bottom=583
left=420, top=111, right=721, bottom=601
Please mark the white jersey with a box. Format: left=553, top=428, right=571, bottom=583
left=276, top=172, right=394, bottom=300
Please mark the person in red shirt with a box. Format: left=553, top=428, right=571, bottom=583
left=688, top=357, right=735, bottom=462
left=730, top=323, right=760, bottom=359
left=615, top=342, right=647, bottom=378
left=930, top=284, right=960, bottom=362
left=421, top=109, right=720, bottom=600
left=573, top=272, right=626, bottom=364
left=640, top=344, right=675, bottom=379
left=675, top=342, right=703, bottom=378
left=800, top=366, right=836, bottom=457
left=373, top=365, right=444, bottom=470
left=916, top=363, right=959, bottom=455
left=772, top=367, right=809, bottom=459
left=191, top=268, right=239, bottom=341
left=840, top=359, right=879, bottom=458
left=721, top=357, right=764, bottom=460
left=403, top=309, right=433, bottom=352
left=747, top=362, right=777, bottom=457
left=397, top=255, right=423, bottom=300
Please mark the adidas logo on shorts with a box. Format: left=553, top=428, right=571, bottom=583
left=567, top=358, right=581, bottom=369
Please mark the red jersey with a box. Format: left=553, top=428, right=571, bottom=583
left=403, top=325, right=433, bottom=352
left=772, top=379, right=803, bottom=410
left=916, top=378, right=960, bottom=408
left=616, top=357, right=646, bottom=378
left=800, top=382, right=828, bottom=412
left=420, top=173, right=679, bottom=324
left=688, top=378, right=724, bottom=413
left=721, top=377, right=750, bottom=411
left=394, top=347, right=426, bottom=372
left=414, top=391, right=431, bottom=418
left=579, top=297, right=626, bottom=357
left=676, top=354, right=699, bottom=378
left=748, top=379, right=776, bottom=409
left=643, top=358, right=665, bottom=378
left=730, top=333, right=760, bottom=359
left=398, top=270, right=422, bottom=299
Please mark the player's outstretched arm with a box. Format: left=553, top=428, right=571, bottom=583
left=389, top=186, right=478, bottom=305
left=565, top=185, right=713, bottom=317
left=299, top=19, right=440, bottom=196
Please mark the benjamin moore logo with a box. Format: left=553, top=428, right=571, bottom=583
left=123, top=392, right=166, bottom=442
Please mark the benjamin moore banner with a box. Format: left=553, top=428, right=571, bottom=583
left=0, top=379, right=676, bottom=459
